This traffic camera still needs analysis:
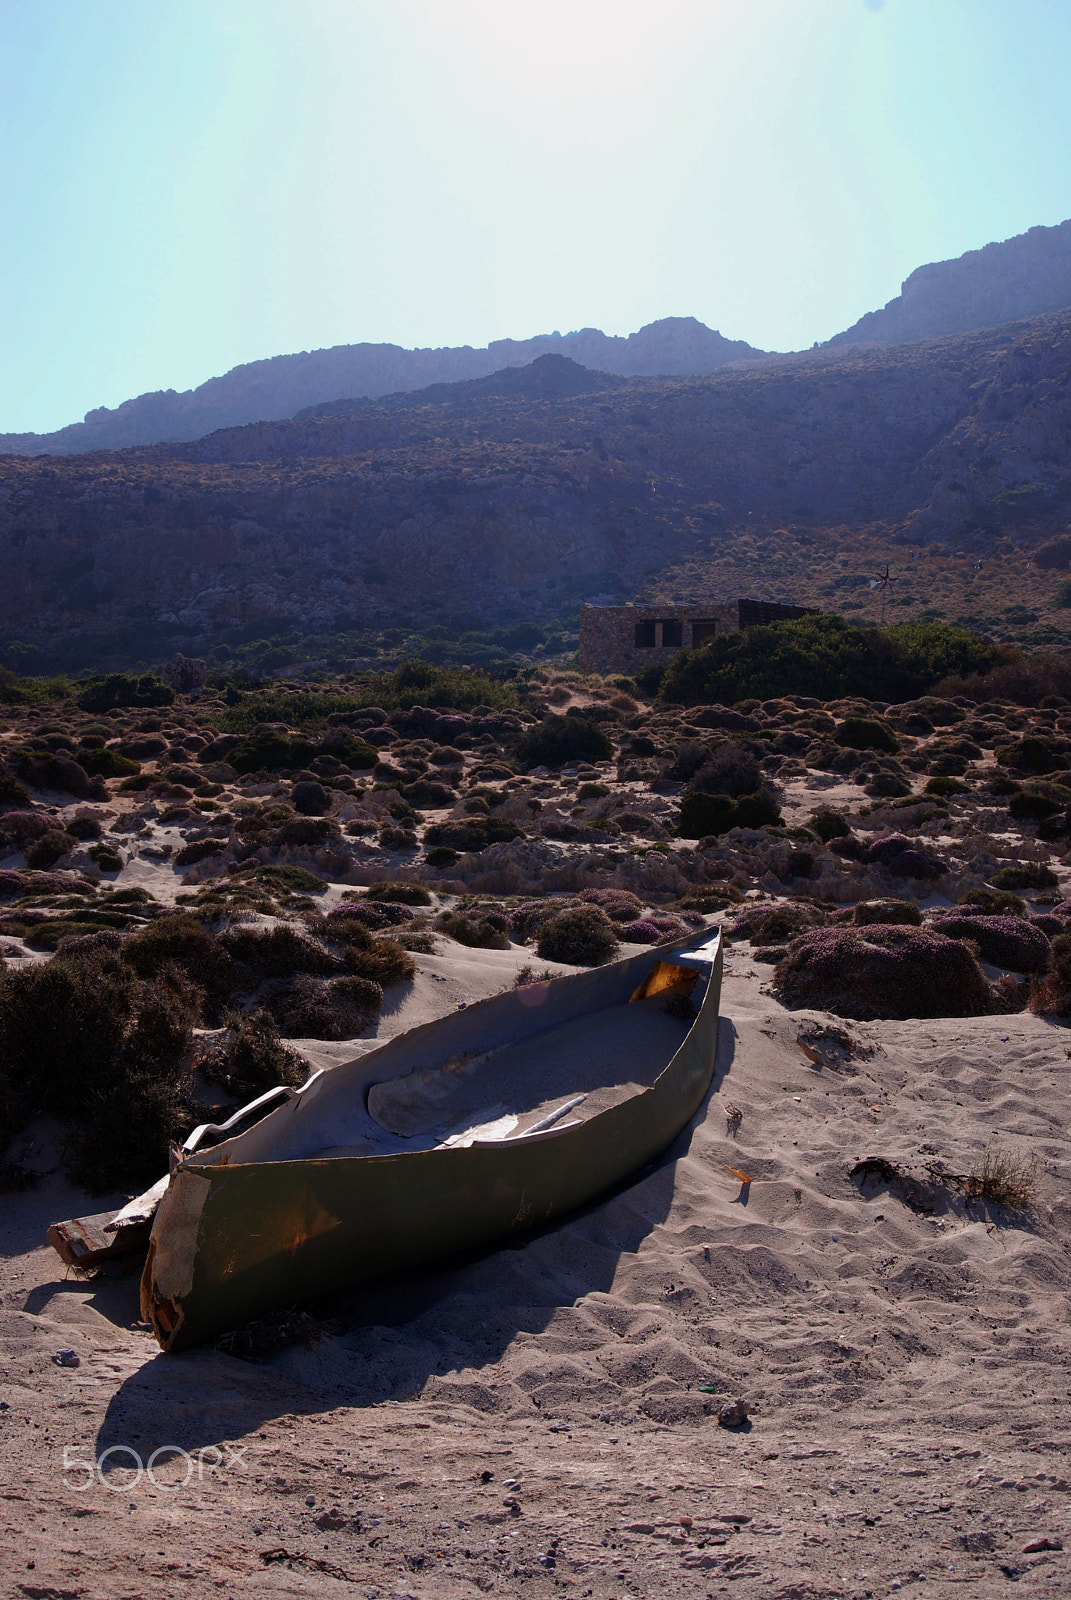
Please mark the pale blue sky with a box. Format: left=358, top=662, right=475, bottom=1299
left=2, top=0, right=1070, bottom=432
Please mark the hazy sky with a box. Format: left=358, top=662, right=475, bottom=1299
left=2, top=0, right=1070, bottom=432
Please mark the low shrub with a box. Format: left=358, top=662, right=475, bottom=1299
left=677, top=785, right=781, bottom=838
left=87, top=842, right=123, bottom=872
left=0, top=944, right=196, bottom=1190
left=997, top=737, right=1069, bottom=774
left=264, top=973, right=381, bottom=1039
left=328, top=900, right=413, bottom=933
left=1031, top=932, right=1071, bottom=1016
left=16, top=751, right=101, bottom=799
left=220, top=924, right=341, bottom=978
left=535, top=905, right=620, bottom=966
left=65, top=814, right=102, bottom=841
left=273, top=814, right=339, bottom=848
left=618, top=914, right=691, bottom=944
left=78, top=748, right=140, bottom=779
left=508, top=898, right=564, bottom=940
left=437, top=910, right=511, bottom=950
left=230, top=726, right=319, bottom=775
left=990, top=862, right=1059, bottom=891
left=926, top=775, right=969, bottom=797
left=732, top=902, right=827, bottom=943
left=175, top=838, right=226, bottom=867
left=514, top=713, right=613, bottom=769
left=772, top=925, right=992, bottom=1020
left=865, top=832, right=945, bottom=881
left=365, top=881, right=433, bottom=906
left=809, top=808, right=851, bottom=842
left=424, top=816, right=524, bottom=852
left=850, top=899, right=922, bottom=927
left=957, top=887, right=1028, bottom=916
left=291, top=780, right=331, bottom=816
left=577, top=888, right=644, bottom=921
left=660, top=614, right=1006, bottom=706
left=835, top=717, right=898, bottom=754
left=344, top=937, right=416, bottom=989
left=77, top=672, right=174, bottom=712
left=201, top=1009, right=305, bottom=1096
left=1008, top=788, right=1065, bottom=820
left=248, top=864, right=329, bottom=895
left=425, top=845, right=459, bottom=867
left=23, top=829, right=76, bottom=869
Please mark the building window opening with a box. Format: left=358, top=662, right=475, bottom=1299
left=691, top=620, right=717, bottom=647
left=660, top=619, right=683, bottom=648
left=634, top=620, right=657, bottom=648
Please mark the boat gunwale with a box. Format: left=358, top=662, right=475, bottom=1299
left=177, top=928, right=723, bottom=1173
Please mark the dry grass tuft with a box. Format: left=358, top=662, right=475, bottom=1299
left=966, top=1144, right=1040, bottom=1209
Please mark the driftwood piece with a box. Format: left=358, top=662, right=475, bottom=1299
left=47, top=1210, right=151, bottom=1271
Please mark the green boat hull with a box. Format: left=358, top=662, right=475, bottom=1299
left=143, top=932, right=723, bottom=1351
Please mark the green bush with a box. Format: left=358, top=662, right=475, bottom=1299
left=835, top=717, right=898, bottom=754
left=809, top=808, right=851, bottom=841
left=425, top=845, right=459, bottom=868
left=851, top=899, right=922, bottom=927
left=677, top=787, right=781, bottom=839
left=991, top=862, right=1059, bottom=890
left=207, top=665, right=518, bottom=734
left=77, top=673, right=174, bottom=712
left=0, top=945, right=195, bottom=1190
left=996, top=737, right=1069, bottom=774
left=88, top=842, right=123, bottom=872
left=229, top=727, right=318, bottom=774
left=201, top=1009, right=307, bottom=1096
left=23, top=829, right=76, bottom=868
left=345, top=937, right=416, bottom=988
left=78, top=747, right=141, bottom=779
left=437, top=910, right=510, bottom=950
left=365, top=881, right=433, bottom=905
left=220, top=924, right=340, bottom=978
left=535, top=905, right=620, bottom=966
left=659, top=615, right=1006, bottom=706
left=926, top=775, right=969, bottom=797
left=514, top=713, right=614, bottom=769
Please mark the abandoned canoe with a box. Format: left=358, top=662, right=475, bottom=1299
left=141, top=928, right=724, bottom=1352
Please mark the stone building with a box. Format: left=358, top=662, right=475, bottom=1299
left=578, top=603, right=736, bottom=675
left=578, top=598, right=819, bottom=675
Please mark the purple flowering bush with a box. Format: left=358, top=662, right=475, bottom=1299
left=731, top=901, right=828, bottom=943
left=927, top=912, right=1052, bottom=974
left=0, top=868, right=95, bottom=900
left=773, top=925, right=992, bottom=1020
left=328, top=899, right=414, bottom=931
left=618, top=914, right=691, bottom=944
left=578, top=888, right=644, bottom=922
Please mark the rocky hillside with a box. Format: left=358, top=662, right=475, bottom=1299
left=827, top=217, right=1071, bottom=348
left=0, top=317, right=766, bottom=458
left=1, top=312, right=1070, bottom=667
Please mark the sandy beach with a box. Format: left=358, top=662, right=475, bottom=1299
left=3, top=933, right=1071, bottom=1600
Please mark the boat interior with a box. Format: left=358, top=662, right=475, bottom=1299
left=191, top=936, right=721, bottom=1167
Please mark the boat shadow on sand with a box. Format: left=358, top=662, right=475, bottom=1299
left=82, top=1013, right=738, bottom=1457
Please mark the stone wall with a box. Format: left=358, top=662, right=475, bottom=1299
left=578, top=604, right=736, bottom=675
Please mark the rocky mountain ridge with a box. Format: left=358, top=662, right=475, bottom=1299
left=2, top=312, right=1070, bottom=666
left=5, top=216, right=1071, bottom=458
left=827, top=217, right=1071, bottom=348
left=0, top=317, right=765, bottom=458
